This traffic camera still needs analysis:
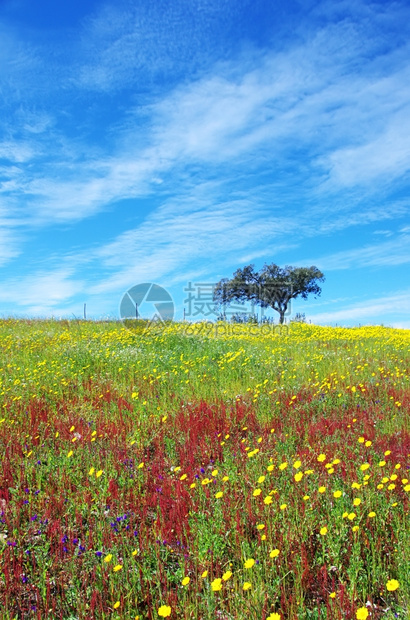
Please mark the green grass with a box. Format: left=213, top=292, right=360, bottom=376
left=0, top=318, right=408, bottom=619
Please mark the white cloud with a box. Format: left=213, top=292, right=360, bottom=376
left=90, top=196, right=296, bottom=294
left=324, top=107, right=410, bottom=188
left=0, top=268, right=85, bottom=307
left=309, top=289, right=410, bottom=324
left=302, top=233, right=410, bottom=271
left=2, top=12, right=410, bottom=232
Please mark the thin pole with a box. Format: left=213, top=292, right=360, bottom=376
left=136, top=303, right=138, bottom=319
left=84, top=303, right=86, bottom=320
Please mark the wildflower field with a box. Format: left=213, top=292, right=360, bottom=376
left=0, top=319, right=409, bottom=620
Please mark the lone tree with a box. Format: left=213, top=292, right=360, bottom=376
left=213, top=263, right=325, bottom=324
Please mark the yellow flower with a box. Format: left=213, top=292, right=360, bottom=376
left=358, top=437, right=365, bottom=444
left=222, top=476, right=229, bottom=482
left=360, top=463, right=370, bottom=471
left=388, top=484, right=396, bottom=490
left=267, top=614, right=281, bottom=620
left=190, top=483, right=196, bottom=489
left=320, top=526, right=328, bottom=536
left=201, top=570, right=208, bottom=578
left=244, top=558, right=255, bottom=569
left=294, top=472, right=303, bottom=482
left=96, top=470, right=103, bottom=478
left=267, top=464, right=275, bottom=472
left=348, top=512, right=356, bottom=520
left=279, top=462, right=288, bottom=470
left=181, top=576, right=190, bottom=586
left=67, top=451, right=73, bottom=458
left=264, top=496, right=273, bottom=505
left=222, top=571, right=232, bottom=581
left=269, top=548, right=280, bottom=558
left=253, top=488, right=262, bottom=497
left=379, top=461, right=386, bottom=467
left=365, top=441, right=372, bottom=447
left=293, top=460, right=302, bottom=469
left=132, top=549, right=138, bottom=556
left=329, top=592, right=336, bottom=599
left=258, top=475, right=266, bottom=483
left=180, top=474, right=187, bottom=481
left=368, top=511, right=376, bottom=518
left=158, top=605, right=172, bottom=617
left=318, top=486, right=326, bottom=494
left=352, top=525, right=359, bottom=532
left=353, top=498, right=361, bottom=506
left=356, top=607, right=369, bottom=619
left=280, top=503, right=287, bottom=510
left=104, top=554, right=112, bottom=563
left=256, top=524, right=265, bottom=530
left=88, top=467, right=95, bottom=476
left=384, top=450, right=391, bottom=456
left=212, top=469, right=218, bottom=476
left=113, top=601, right=120, bottom=609
left=215, top=491, right=223, bottom=499
left=333, top=490, right=342, bottom=498
left=243, top=582, right=252, bottom=591
left=386, top=579, right=399, bottom=591
left=211, top=578, right=222, bottom=591
left=303, top=495, right=310, bottom=500
left=113, top=564, right=122, bottom=572
left=317, top=453, right=326, bottom=462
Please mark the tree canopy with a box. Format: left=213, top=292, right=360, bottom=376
left=213, top=263, right=325, bottom=324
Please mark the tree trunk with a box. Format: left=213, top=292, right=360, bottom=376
left=279, top=310, right=285, bottom=324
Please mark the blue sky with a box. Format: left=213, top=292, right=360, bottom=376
left=1, top=0, right=410, bottom=327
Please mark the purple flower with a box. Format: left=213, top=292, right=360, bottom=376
left=21, top=575, right=28, bottom=583
left=73, top=538, right=79, bottom=545
left=95, top=551, right=103, bottom=557
left=31, top=515, right=37, bottom=521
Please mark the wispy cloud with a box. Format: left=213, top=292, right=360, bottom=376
left=0, top=267, right=85, bottom=308
left=303, top=233, right=410, bottom=271
left=1, top=7, right=409, bottom=234
left=309, top=289, right=410, bottom=325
